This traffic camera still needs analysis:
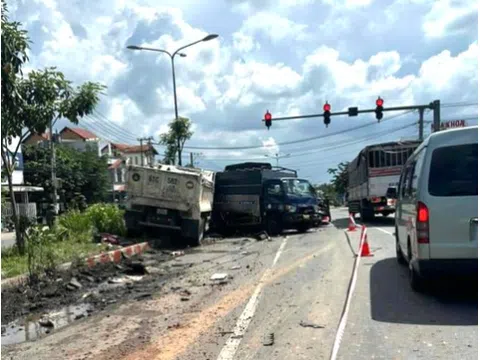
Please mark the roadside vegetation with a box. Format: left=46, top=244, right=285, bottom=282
left=1, top=204, right=126, bottom=279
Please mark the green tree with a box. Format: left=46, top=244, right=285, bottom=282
left=327, top=161, right=349, bottom=195
left=159, top=117, right=193, bottom=166
left=23, top=145, right=109, bottom=204
left=1, top=2, right=105, bottom=252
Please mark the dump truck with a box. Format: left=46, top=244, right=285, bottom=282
left=124, top=164, right=215, bottom=246
left=212, top=162, right=320, bottom=236
left=347, top=140, right=421, bottom=221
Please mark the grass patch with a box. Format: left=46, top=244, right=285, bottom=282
left=1, top=239, right=108, bottom=279
left=1, top=204, right=125, bottom=280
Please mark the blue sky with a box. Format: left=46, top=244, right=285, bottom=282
left=11, top=0, right=478, bottom=184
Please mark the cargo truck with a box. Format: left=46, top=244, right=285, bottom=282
left=347, top=140, right=420, bottom=221
left=212, top=162, right=320, bottom=236
left=124, top=164, right=215, bottom=246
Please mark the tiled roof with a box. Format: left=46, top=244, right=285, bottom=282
left=61, top=127, right=98, bottom=140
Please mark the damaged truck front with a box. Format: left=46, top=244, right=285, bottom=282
left=124, top=164, right=215, bottom=246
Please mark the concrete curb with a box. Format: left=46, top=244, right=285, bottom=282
left=1, top=242, right=150, bottom=289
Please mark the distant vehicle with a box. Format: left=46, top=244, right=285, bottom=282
left=395, top=126, right=478, bottom=291
left=124, top=164, right=215, bottom=246
left=347, top=140, right=421, bottom=221
left=212, top=162, right=320, bottom=236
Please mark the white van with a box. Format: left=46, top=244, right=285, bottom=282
left=395, top=126, right=478, bottom=291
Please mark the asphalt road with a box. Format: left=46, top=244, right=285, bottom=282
left=3, top=208, right=477, bottom=360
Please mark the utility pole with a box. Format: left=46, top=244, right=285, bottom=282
left=418, top=107, right=425, bottom=141
left=432, top=100, right=441, bottom=133
left=138, top=137, right=154, bottom=166
left=137, top=138, right=144, bottom=166
left=189, top=152, right=202, bottom=167
left=49, top=119, right=58, bottom=214
left=265, top=153, right=290, bottom=167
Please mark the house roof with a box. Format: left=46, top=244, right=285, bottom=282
left=22, top=132, right=50, bottom=143
left=101, top=143, right=158, bottom=155
left=60, top=127, right=98, bottom=140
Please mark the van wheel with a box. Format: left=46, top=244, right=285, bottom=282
left=395, top=229, right=406, bottom=265
left=408, top=244, right=425, bottom=292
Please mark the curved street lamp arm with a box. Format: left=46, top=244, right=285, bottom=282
left=172, top=39, right=204, bottom=58
left=132, top=46, right=173, bottom=57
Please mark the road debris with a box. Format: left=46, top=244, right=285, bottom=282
left=66, top=277, right=83, bottom=291
left=210, top=273, right=228, bottom=281
left=180, top=297, right=190, bottom=301
left=38, top=318, right=54, bottom=328
left=299, top=321, right=325, bottom=329
left=255, top=231, right=270, bottom=241
left=230, top=265, right=241, bottom=270
left=263, top=332, right=275, bottom=346
left=171, top=251, right=185, bottom=257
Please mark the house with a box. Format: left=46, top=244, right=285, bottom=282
left=101, top=143, right=158, bottom=167
left=22, top=127, right=100, bottom=153
left=23, top=132, right=50, bottom=146
left=101, top=143, right=159, bottom=199
left=58, top=127, right=100, bottom=152
left=1, top=137, right=43, bottom=229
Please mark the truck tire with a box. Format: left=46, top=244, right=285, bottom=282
left=188, top=218, right=205, bottom=247
left=296, top=224, right=309, bottom=233
left=360, top=203, right=374, bottom=222
left=265, top=215, right=282, bottom=236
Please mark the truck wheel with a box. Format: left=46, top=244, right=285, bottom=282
left=265, top=215, right=282, bottom=237
left=188, top=218, right=205, bottom=247
left=296, top=224, right=309, bottom=233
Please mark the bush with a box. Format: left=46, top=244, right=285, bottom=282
left=25, top=225, right=58, bottom=281
left=55, top=209, right=93, bottom=243
left=85, top=203, right=126, bottom=236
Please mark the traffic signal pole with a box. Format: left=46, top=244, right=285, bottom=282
left=262, top=99, right=442, bottom=133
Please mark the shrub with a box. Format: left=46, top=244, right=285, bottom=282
left=85, top=203, right=126, bottom=236
left=25, top=225, right=58, bottom=281
left=55, top=209, right=93, bottom=243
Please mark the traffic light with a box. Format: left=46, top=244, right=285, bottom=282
left=264, top=110, right=272, bottom=129
left=375, top=97, right=384, bottom=121
left=323, top=102, right=331, bottom=127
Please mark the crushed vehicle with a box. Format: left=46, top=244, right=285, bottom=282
left=211, top=162, right=320, bottom=236
left=124, top=164, right=215, bottom=246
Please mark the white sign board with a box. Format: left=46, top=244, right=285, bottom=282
left=431, top=119, right=468, bottom=132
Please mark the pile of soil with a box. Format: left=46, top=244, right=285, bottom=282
left=1, top=249, right=175, bottom=326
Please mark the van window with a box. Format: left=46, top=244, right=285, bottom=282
left=400, top=164, right=413, bottom=198
left=410, top=148, right=426, bottom=197
left=428, top=143, right=478, bottom=197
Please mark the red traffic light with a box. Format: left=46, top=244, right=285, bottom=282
left=264, top=111, right=272, bottom=121
left=323, top=102, right=331, bottom=112
left=376, top=97, right=384, bottom=107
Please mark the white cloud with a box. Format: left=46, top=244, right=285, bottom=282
left=9, top=0, right=479, bottom=184
left=423, top=0, right=477, bottom=38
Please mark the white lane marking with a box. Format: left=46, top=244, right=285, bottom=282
left=374, top=227, right=394, bottom=236
left=216, top=236, right=288, bottom=360
left=330, top=226, right=368, bottom=360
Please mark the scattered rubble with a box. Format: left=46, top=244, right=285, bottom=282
left=263, top=332, right=275, bottom=346
left=255, top=231, right=270, bottom=241
left=38, top=318, right=54, bottom=328
left=299, top=321, right=325, bottom=329
left=210, top=273, right=228, bottom=281
left=230, top=265, right=241, bottom=270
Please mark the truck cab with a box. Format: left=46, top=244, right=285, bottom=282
left=212, top=163, right=320, bottom=236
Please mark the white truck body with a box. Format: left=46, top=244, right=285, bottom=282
left=347, top=140, right=421, bottom=221
left=124, top=164, right=215, bottom=245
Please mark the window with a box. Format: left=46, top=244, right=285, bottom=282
left=400, top=164, right=413, bottom=198
left=266, top=183, right=283, bottom=196
left=428, top=143, right=478, bottom=197
left=116, top=168, right=123, bottom=183
left=410, top=148, right=426, bottom=197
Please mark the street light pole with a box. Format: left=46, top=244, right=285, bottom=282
left=127, top=34, right=219, bottom=167
left=265, top=153, right=291, bottom=167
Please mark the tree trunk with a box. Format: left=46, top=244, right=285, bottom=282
left=177, top=137, right=182, bottom=166
left=6, top=170, right=24, bottom=254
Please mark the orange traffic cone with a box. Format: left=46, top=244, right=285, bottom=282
left=360, top=232, right=373, bottom=257
left=347, top=214, right=356, bottom=232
